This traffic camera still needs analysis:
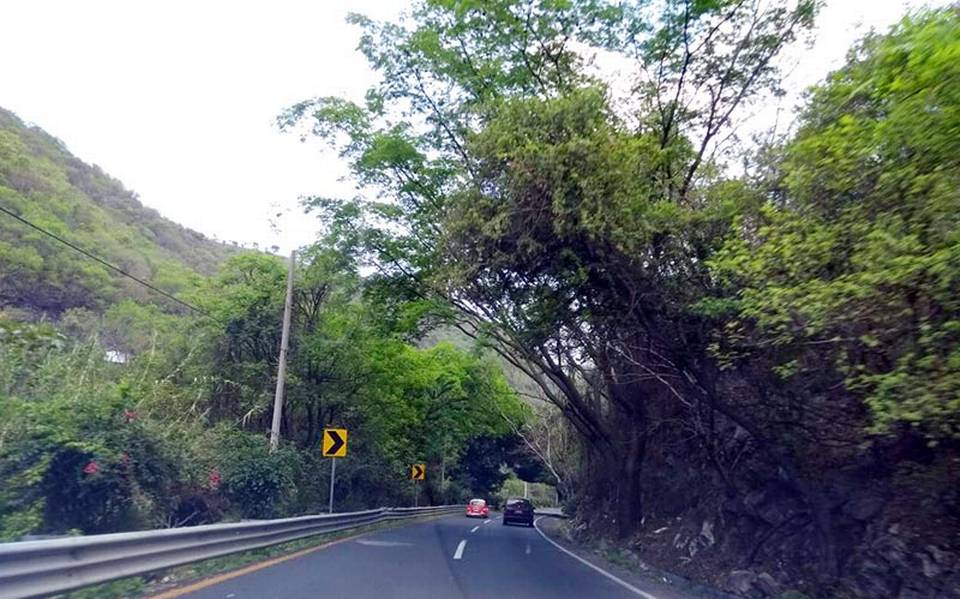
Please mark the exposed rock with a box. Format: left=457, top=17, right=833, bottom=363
left=744, top=491, right=765, bottom=510
left=923, top=552, right=944, bottom=579
left=886, top=538, right=916, bottom=571
left=616, top=442, right=958, bottom=599
left=926, top=544, right=955, bottom=568
left=899, top=586, right=930, bottom=599
left=700, top=520, right=716, bottom=547
left=935, top=572, right=960, bottom=599
left=755, top=572, right=782, bottom=596
left=853, top=559, right=902, bottom=598
left=724, top=569, right=785, bottom=598
left=844, top=494, right=886, bottom=521
left=727, top=570, right=758, bottom=596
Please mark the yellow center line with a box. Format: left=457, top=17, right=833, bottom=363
left=148, top=532, right=365, bottom=599
left=148, top=514, right=454, bottom=599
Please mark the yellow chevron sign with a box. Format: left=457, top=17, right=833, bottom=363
left=322, top=428, right=347, bottom=458
left=411, top=464, right=426, bottom=480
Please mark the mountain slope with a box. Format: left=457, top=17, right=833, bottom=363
left=0, top=107, right=233, bottom=315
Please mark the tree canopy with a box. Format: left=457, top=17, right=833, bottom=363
left=278, top=3, right=960, bottom=594
left=709, top=11, right=960, bottom=439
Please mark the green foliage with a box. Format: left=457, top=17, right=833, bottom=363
left=0, top=327, right=188, bottom=538
left=10, top=10, right=960, bottom=598
left=0, top=242, right=530, bottom=538
left=280, top=6, right=960, bottom=581
left=65, top=576, right=146, bottom=599
left=498, top=476, right=557, bottom=508
left=0, top=107, right=231, bottom=317
left=709, top=9, right=960, bottom=439
left=217, top=431, right=301, bottom=519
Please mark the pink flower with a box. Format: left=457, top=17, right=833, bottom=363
left=83, top=460, right=100, bottom=475
left=208, top=469, right=222, bottom=490
left=123, top=409, right=138, bottom=422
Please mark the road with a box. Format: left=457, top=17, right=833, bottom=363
left=169, top=514, right=673, bottom=599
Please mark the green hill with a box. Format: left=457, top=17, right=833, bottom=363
left=0, top=107, right=233, bottom=316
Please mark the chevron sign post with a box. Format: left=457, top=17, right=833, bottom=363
left=322, top=428, right=348, bottom=513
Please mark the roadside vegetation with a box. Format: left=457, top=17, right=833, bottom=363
left=1, top=1, right=958, bottom=597
left=57, top=512, right=455, bottom=599
left=278, top=2, right=960, bottom=596
left=0, top=112, right=537, bottom=539
left=0, top=251, right=534, bottom=538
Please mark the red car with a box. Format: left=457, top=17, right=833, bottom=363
left=465, top=498, right=490, bottom=518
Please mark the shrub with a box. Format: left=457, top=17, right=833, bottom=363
left=216, top=432, right=301, bottom=519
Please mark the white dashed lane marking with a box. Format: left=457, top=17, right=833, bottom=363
left=453, top=539, right=467, bottom=560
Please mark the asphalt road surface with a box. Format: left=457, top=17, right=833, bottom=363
left=175, top=514, right=669, bottom=599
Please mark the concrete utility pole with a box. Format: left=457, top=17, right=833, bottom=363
left=269, top=250, right=296, bottom=452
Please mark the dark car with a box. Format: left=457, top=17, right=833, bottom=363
left=502, top=497, right=534, bottom=527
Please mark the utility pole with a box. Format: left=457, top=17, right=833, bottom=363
left=269, top=250, right=296, bottom=452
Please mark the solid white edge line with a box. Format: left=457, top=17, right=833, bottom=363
left=453, top=539, right=467, bottom=560
left=533, top=516, right=659, bottom=599
left=471, top=525, right=480, bottom=533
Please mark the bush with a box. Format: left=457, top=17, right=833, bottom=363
left=216, top=432, right=301, bottom=519
left=0, top=330, right=189, bottom=538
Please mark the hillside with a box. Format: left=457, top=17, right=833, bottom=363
left=0, top=107, right=233, bottom=316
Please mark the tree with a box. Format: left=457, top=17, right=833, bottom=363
left=709, top=9, right=960, bottom=440
left=284, top=0, right=816, bottom=536
left=0, top=108, right=228, bottom=318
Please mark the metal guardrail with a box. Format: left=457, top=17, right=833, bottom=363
left=0, top=505, right=461, bottom=598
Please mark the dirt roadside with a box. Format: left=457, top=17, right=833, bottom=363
left=536, top=516, right=742, bottom=599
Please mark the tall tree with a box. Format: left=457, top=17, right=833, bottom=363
left=284, top=0, right=816, bottom=536
left=709, top=9, right=960, bottom=441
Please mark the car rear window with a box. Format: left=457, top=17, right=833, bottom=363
left=506, top=498, right=530, bottom=506
left=470, top=499, right=485, bottom=506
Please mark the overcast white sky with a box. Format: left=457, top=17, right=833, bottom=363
left=0, top=1, right=947, bottom=254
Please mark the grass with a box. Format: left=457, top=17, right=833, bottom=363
left=601, top=546, right=640, bottom=569
left=58, top=513, right=451, bottom=599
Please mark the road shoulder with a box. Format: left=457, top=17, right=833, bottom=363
left=536, top=517, right=735, bottom=599
left=105, top=514, right=458, bottom=599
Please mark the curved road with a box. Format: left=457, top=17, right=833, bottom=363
left=170, top=514, right=674, bottom=599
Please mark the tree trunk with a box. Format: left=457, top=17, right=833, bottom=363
left=618, top=412, right=646, bottom=538
left=306, top=403, right=317, bottom=448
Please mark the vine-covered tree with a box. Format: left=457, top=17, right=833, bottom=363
left=282, top=0, right=816, bottom=536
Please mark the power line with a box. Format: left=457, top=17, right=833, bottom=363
left=0, top=204, right=216, bottom=320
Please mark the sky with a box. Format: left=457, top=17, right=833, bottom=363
left=0, top=0, right=948, bottom=254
